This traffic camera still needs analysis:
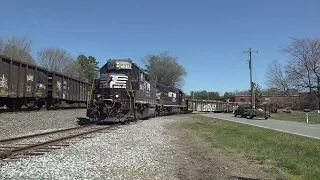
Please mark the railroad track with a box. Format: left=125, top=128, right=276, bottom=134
left=0, top=123, right=124, bottom=161
left=0, top=106, right=86, bottom=114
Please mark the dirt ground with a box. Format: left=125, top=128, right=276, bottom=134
left=166, top=115, right=276, bottom=180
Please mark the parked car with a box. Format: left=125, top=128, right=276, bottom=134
left=247, top=108, right=271, bottom=120
left=234, top=104, right=252, bottom=118
left=284, top=108, right=292, bottom=113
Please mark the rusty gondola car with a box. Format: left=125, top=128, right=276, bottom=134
left=0, top=54, right=91, bottom=109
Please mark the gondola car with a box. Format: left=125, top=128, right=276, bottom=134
left=0, top=54, right=91, bottom=109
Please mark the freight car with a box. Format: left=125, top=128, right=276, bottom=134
left=0, top=54, right=91, bottom=109
left=86, top=58, right=188, bottom=122
left=186, top=99, right=238, bottom=113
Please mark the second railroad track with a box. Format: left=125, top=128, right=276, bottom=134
left=0, top=123, right=124, bottom=161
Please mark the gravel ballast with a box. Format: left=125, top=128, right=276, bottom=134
left=0, top=109, right=86, bottom=139
left=0, top=116, right=184, bottom=180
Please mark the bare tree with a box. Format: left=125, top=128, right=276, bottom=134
left=141, top=51, right=187, bottom=88
left=0, top=38, right=4, bottom=52
left=265, top=60, right=290, bottom=95
left=37, top=47, right=88, bottom=81
left=37, top=47, right=73, bottom=73
left=283, top=38, right=320, bottom=109
left=0, top=36, right=35, bottom=64
left=64, top=60, right=88, bottom=82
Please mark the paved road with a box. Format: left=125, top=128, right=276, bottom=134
left=197, top=112, right=320, bottom=140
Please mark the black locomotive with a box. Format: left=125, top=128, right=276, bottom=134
left=86, top=59, right=188, bottom=122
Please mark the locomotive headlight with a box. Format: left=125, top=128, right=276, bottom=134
left=97, top=94, right=101, bottom=98
left=115, top=94, right=119, bottom=99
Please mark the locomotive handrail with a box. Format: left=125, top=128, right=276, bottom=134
left=125, top=85, right=132, bottom=109
left=87, top=79, right=95, bottom=109
left=130, top=81, right=136, bottom=109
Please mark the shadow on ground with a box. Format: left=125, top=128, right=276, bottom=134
left=76, top=117, right=124, bottom=126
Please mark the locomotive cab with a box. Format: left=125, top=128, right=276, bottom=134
left=86, top=59, right=137, bottom=122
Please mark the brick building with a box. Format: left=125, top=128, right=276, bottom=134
left=232, top=95, right=301, bottom=110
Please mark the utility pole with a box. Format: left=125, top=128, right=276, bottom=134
left=243, top=48, right=258, bottom=110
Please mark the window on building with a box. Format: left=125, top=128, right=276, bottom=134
left=240, top=98, right=245, bottom=102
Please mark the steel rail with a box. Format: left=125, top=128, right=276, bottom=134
left=0, top=125, right=120, bottom=159
left=0, top=125, right=95, bottom=144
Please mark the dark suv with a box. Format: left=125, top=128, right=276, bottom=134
left=234, top=104, right=252, bottom=118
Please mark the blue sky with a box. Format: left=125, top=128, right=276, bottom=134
left=1, top=0, right=319, bottom=95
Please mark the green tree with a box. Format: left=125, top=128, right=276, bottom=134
left=208, top=91, right=220, bottom=99
left=223, top=92, right=234, bottom=97
left=141, top=51, right=187, bottom=88
left=189, top=90, right=220, bottom=100
left=254, top=84, right=263, bottom=105
left=234, top=89, right=250, bottom=95
left=77, top=54, right=99, bottom=83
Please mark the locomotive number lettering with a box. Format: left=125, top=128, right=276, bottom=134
left=120, top=64, right=131, bottom=69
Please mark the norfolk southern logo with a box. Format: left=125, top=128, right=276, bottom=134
left=0, top=75, right=8, bottom=89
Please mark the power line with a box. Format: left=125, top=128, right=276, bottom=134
left=243, top=48, right=258, bottom=110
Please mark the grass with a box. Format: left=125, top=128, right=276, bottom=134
left=178, top=114, right=320, bottom=180
left=270, top=112, right=320, bottom=124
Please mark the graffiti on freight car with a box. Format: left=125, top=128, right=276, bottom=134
left=39, top=84, right=46, bottom=89
left=63, top=81, right=67, bottom=99
left=197, top=103, right=217, bottom=112
left=57, top=81, right=62, bottom=91
left=0, top=75, right=8, bottom=89
left=27, top=75, right=34, bottom=81
left=27, top=85, right=32, bottom=91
